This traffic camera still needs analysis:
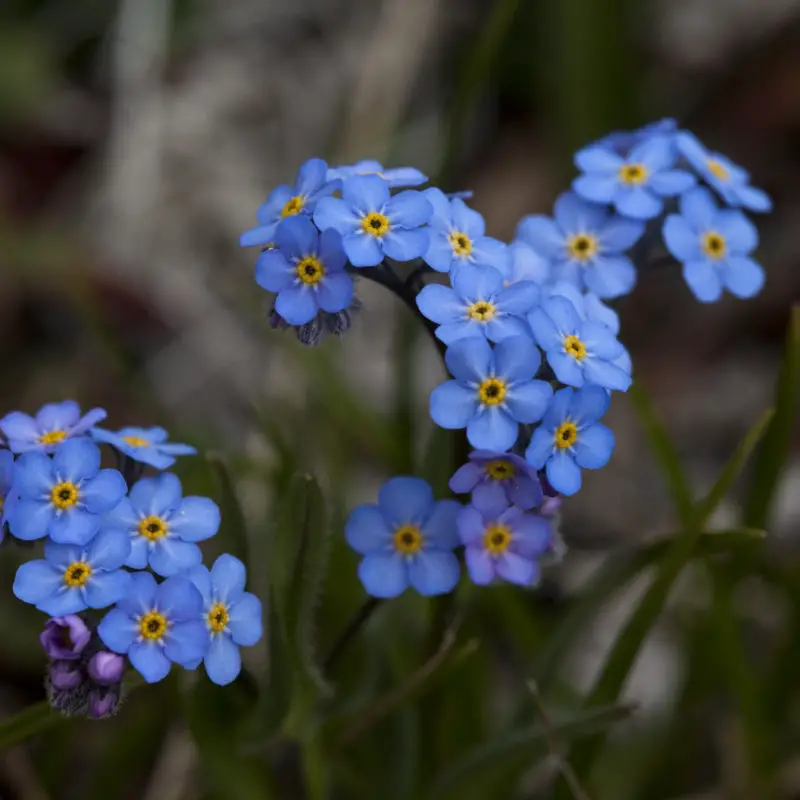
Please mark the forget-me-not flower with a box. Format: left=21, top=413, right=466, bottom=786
left=1, top=401, right=107, bottom=454
left=0, top=450, right=14, bottom=539
left=422, top=188, right=511, bottom=274
left=313, top=175, right=432, bottom=266
left=525, top=386, right=615, bottom=496
left=240, top=158, right=337, bottom=248
left=593, top=118, right=678, bottom=157
left=13, top=529, right=132, bottom=615
left=573, top=135, right=695, bottom=220
left=255, top=216, right=353, bottom=325
left=416, top=263, right=538, bottom=344
left=91, top=426, right=196, bottom=470
left=345, top=477, right=461, bottom=598
left=103, top=472, right=220, bottom=577
left=430, top=336, right=553, bottom=452
left=516, top=192, right=644, bottom=298
left=663, top=187, right=764, bottom=303
left=326, top=160, right=427, bottom=188
left=9, top=439, right=126, bottom=545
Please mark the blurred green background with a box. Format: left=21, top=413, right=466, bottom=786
left=1, top=0, right=799, bottom=798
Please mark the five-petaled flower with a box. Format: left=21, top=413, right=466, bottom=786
left=313, top=175, right=432, bottom=267
left=326, top=160, right=427, bottom=189
left=525, top=386, right=615, bottom=496
left=345, top=477, right=461, bottom=598
left=1, top=401, right=106, bottom=454
left=91, top=426, right=196, bottom=470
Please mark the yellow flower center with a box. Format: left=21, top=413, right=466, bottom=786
left=701, top=231, right=727, bottom=260
left=563, top=335, right=587, bottom=361
left=361, top=212, right=390, bottom=238
left=123, top=436, right=149, bottom=447
left=51, top=481, right=79, bottom=510
left=449, top=230, right=473, bottom=256
left=706, top=159, right=729, bottom=181
left=296, top=256, right=325, bottom=285
left=619, top=163, right=649, bottom=185
left=467, top=301, right=496, bottom=322
left=39, top=430, right=66, bottom=446
left=566, top=233, right=599, bottom=262
left=484, top=523, right=512, bottom=555
left=207, top=603, right=229, bottom=633
left=485, top=459, right=515, bottom=481
left=393, top=524, right=424, bottom=555
left=139, top=611, right=168, bottom=641
left=63, top=561, right=92, bottom=587
left=478, top=378, right=507, bottom=406
left=138, top=516, right=168, bottom=541
left=554, top=421, right=578, bottom=449
left=281, top=196, right=304, bottom=218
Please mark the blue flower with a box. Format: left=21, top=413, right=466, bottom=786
left=449, top=450, right=542, bottom=514
left=516, top=192, right=644, bottom=298
left=525, top=386, right=615, bottom=496
left=313, top=175, right=432, bottom=266
left=103, top=473, right=220, bottom=577
left=1, top=401, right=107, bottom=454
left=676, top=132, right=771, bottom=213
left=573, top=135, right=695, bottom=220
left=326, top=160, right=427, bottom=188
left=662, top=187, right=764, bottom=303
left=503, top=241, right=552, bottom=287
left=592, top=118, right=678, bottom=157
left=9, top=440, right=126, bottom=545
left=458, top=504, right=552, bottom=586
left=421, top=188, right=511, bottom=274
left=416, top=263, right=538, bottom=345
left=13, top=529, right=132, bottom=615
left=254, top=216, right=353, bottom=325
left=528, top=296, right=631, bottom=392
left=430, top=336, right=553, bottom=452
left=0, top=450, right=14, bottom=539
left=240, top=158, right=336, bottom=248
left=91, top=426, right=196, bottom=470
left=345, top=476, right=461, bottom=598
left=98, top=572, right=208, bottom=684
left=186, top=554, right=263, bottom=686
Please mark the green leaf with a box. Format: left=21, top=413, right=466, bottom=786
left=0, top=701, right=64, bottom=752
left=427, top=703, right=635, bottom=800
left=744, top=305, right=800, bottom=529
left=207, top=452, right=250, bottom=566
left=696, top=409, right=774, bottom=527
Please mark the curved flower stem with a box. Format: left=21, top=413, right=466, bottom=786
left=323, top=597, right=383, bottom=674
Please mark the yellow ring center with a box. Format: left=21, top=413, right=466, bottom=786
left=51, top=481, right=79, bottom=510
left=296, top=255, right=325, bottom=285
left=701, top=231, right=727, bottom=260
left=63, top=560, right=92, bottom=587
left=555, top=421, right=578, bottom=449
left=567, top=233, right=599, bottom=262
left=484, top=523, right=512, bottom=555
left=207, top=602, right=229, bottom=633
left=563, top=335, right=587, bottom=361
left=706, top=159, right=729, bottom=181
left=139, top=611, right=168, bottom=641
left=138, top=516, right=168, bottom=541
left=393, top=524, right=424, bottom=555
left=448, top=230, right=473, bottom=256
left=478, top=378, right=507, bottom=406
left=123, top=435, right=149, bottom=447
left=619, top=163, right=649, bottom=185
left=281, top=196, right=304, bottom=218
left=361, top=212, right=390, bottom=238
left=485, top=459, right=515, bottom=481
left=467, top=301, right=496, bottom=322
left=39, top=430, right=66, bottom=446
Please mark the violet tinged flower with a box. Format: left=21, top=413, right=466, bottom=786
left=40, top=615, right=91, bottom=660
left=1, top=401, right=106, bottom=454
left=46, top=661, right=89, bottom=715
left=91, top=426, right=196, bottom=470
left=591, top=118, right=678, bottom=158
left=88, top=651, right=125, bottom=686
left=327, top=160, right=427, bottom=188
left=87, top=685, right=122, bottom=719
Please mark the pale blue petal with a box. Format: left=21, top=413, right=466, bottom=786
left=13, top=452, right=53, bottom=497
left=204, top=635, right=241, bottom=686
left=81, top=469, right=127, bottom=513
left=444, top=337, right=492, bottom=382
left=416, top=284, right=463, bottom=324
left=496, top=281, right=539, bottom=315
left=423, top=187, right=453, bottom=228
left=358, top=553, right=408, bottom=598
left=240, top=224, right=277, bottom=248
left=208, top=554, right=246, bottom=606
left=129, top=642, right=171, bottom=683
left=542, top=387, right=573, bottom=429
left=683, top=259, right=723, bottom=302
left=493, top=335, right=540, bottom=382
left=319, top=227, right=347, bottom=271
left=275, top=215, right=317, bottom=257
left=421, top=499, right=461, bottom=549
left=584, top=256, right=636, bottom=299
left=583, top=359, right=632, bottom=392
left=449, top=462, right=483, bottom=494
left=570, top=385, right=610, bottom=424
left=597, top=216, right=644, bottom=251
left=542, top=296, right=580, bottom=333
left=255, top=250, right=294, bottom=292
left=510, top=513, right=552, bottom=558
left=38, top=589, right=87, bottom=616
left=452, top=263, right=503, bottom=300
left=150, top=539, right=203, bottom=577
left=343, top=175, right=390, bottom=213
left=116, top=571, right=157, bottom=616
left=387, top=190, right=432, bottom=228
left=130, top=473, right=182, bottom=517
left=515, top=216, right=563, bottom=259
left=430, top=382, right=478, bottom=429
left=53, top=439, right=100, bottom=482
left=313, top=197, right=358, bottom=234
left=631, top=135, right=675, bottom=171
left=679, top=187, right=717, bottom=230
left=546, top=451, right=582, bottom=496
left=467, top=408, right=518, bottom=451
left=548, top=352, right=585, bottom=387
left=126, top=536, right=149, bottom=569
left=554, top=191, right=608, bottom=232
left=424, top=231, right=457, bottom=272
left=227, top=593, right=263, bottom=645
left=735, top=185, right=771, bottom=213
left=496, top=552, right=535, bottom=585
left=574, top=423, right=615, bottom=469
left=614, top=187, right=662, bottom=219
left=465, top=547, right=495, bottom=585
left=528, top=308, right=561, bottom=350
left=382, top=228, right=429, bottom=261
left=508, top=242, right=551, bottom=285
left=346, top=505, right=392, bottom=553
left=156, top=575, right=203, bottom=620
left=457, top=506, right=486, bottom=546
left=408, top=550, right=460, bottom=595
left=575, top=146, right=624, bottom=172
left=87, top=528, right=131, bottom=570
left=573, top=175, right=617, bottom=204
left=525, top=426, right=554, bottom=470
left=472, top=481, right=509, bottom=517
left=315, top=272, right=354, bottom=313
left=722, top=257, right=765, bottom=299
left=36, top=401, right=80, bottom=431
left=715, top=211, right=758, bottom=254
left=484, top=316, right=531, bottom=342
left=382, top=166, right=427, bottom=187
left=49, top=509, right=99, bottom=545
left=294, top=158, right=328, bottom=195
left=379, top=476, right=433, bottom=527
left=648, top=170, right=696, bottom=196
left=0, top=412, right=38, bottom=449
left=505, top=381, right=552, bottom=423
left=169, top=496, right=220, bottom=543
left=13, top=560, right=61, bottom=604
left=98, top=608, right=138, bottom=653
left=186, top=564, right=212, bottom=605
left=470, top=237, right=511, bottom=272
left=343, top=233, right=383, bottom=267
left=449, top=198, right=485, bottom=237
left=663, top=215, right=701, bottom=261
left=85, top=570, right=132, bottom=609
left=437, top=320, right=483, bottom=345
left=276, top=284, right=318, bottom=325
left=164, top=620, right=209, bottom=666
left=580, top=321, right=624, bottom=359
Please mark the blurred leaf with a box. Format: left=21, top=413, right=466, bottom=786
left=392, top=311, right=419, bottom=475
left=0, top=701, right=64, bottom=752
left=427, top=702, right=635, bottom=800
left=207, top=452, right=250, bottom=566
left=0, top=25, right=56, bottom=124
left=744, top=306, right=800, bottom=529
left=696, top=409, right=775, bottom=527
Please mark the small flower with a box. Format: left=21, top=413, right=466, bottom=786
left=87, top=685, right=122, bottom=719
left=1, top=401, right=107, bottom=454
left=525, top=386, right=615, bottom=496
left=98, top=572, right=208, bottom=684
left=186, top=554, right=263, bottom=686
left=516, top=192, right=644, bottom=298
left=345, top=476, right=461, bottom=598
left=662, top=186, right=764, bottom=303
left=240, top=158, right=336, bottom=247
left=458, top=504, right=552, bottom=586
left=449, top=451, right=542, bottom=514
left=502, top=242, right=552, bottom=287
left=104, top=473, right=220, bottom=577
left=430, top=336, right=553, bottom=451
left=416, top=263, right=538, bottom=344
left=573, top=135, right=695, bottom=220
left=421, top=188, right=511, bottom=274
left=592, top=118, right=678, bottom=157
left=326, top=160, right=427, bottom=188
left=46, top=661, right=89, bottom=715
left=255, top=216, right=353, bottom=325
left=0, top=449, right=14, bottom=539
left=91, top=426, right=196, bottom=470
left=9, top=439, right=126, bottom=545
left=314, top=175, right=432, bottom=266
left=49, top=660, right=84, bottom=692
left=676, top=132, right=771, bottom=213
left=14, top=529, right=132, bottom=615
left=528, top=296, right=631, bottom=392
left=88, top=651, right=125, bottom=685
left=39, top=615, right=91, bottom=660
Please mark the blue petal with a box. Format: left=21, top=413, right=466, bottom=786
left=437, top=320, right=483, bottom=345
left=554, top=191, right=608, bottom=232
left=484, top=316, right=531, bottom=342
left=156, top=575, right=203, bottom=621
left=573, top=175, right=617, bottom=204
left=13, top=560, right=61, bottom=604
left=255, top=250, right=294, bottom=292
left=679, top=187, right=717, bottom=230
left=430, top=381, right=478, bottom=429
left=129, top=642, right=172, bottom=683
left=421, top=499, right=461, bottom=549
left=505, top=380, right=552, bottom=423
left=471, top=480, right=509, bottom=517
left=82, top=469, right=126, bottom=513
left=525, top=426, right=555, bottom=470
left=319, top=227, right=347, bottom=271
left=515, top=216, right=563, bottom=259
left=294, top=157, right=328, bottom=196
left=313, top=197, right=358, bottom=234
left=170, top=496, right=220, bottom=542
left=683, top=259, right=723, bottom=302
left=585, top=256, right=636, bottom=299
left=98, top=608, right=137, bottom=653
left=204, top=635, right=241, bottom=686
left=343, top=175, right=390, bottom=213
left=126, top=537, right=149, bottom=570
left=150, top=539, right=203, bottom=577
left=185, top=564, right=212, bottom=605
left=457, top=506, right=486, bottom=546
left=417, top=284, right=463, bottom=324
left=0, top=412, right=38, bottom=450
left=449, top=461, right=483, bottom=494
left=276, top=284, right=318, bottom=325
left=510, top=513, right=551, bottom=558
left=358, top=553, right=408, bottom=598
left=240, top=224, right=278, bottom=248
left=71, top=408, right=107, bottom=436
left=449, top=198, right=485, bottom=237
left=734, top=184, right=771, bottom=213
left=614, top=187, right=662, bottom=219
left=346, top=505, right=392, bottom=554
left=130, top=473, right=182, bottom=517
left=85, top=570, right=132, bottom=609
left=508, top=242, right=551, bottom=285
left=104, top=497, right=137, bottom=534
left=14, top=452, right=54, bottom=497
left=649, top=170, right=696, bottom=196
left=494, top=335, right=541, bottom=383
left=542, top=387, right=573, bottom=429
left=583, top=359, right=632, bottom=392
left=495, top=552, right=536, bottom=585
left=116, top=571, right=157, bottom=616
left=465, top=547, right=495, bottom=585
left=343, top=232, right=383, bottom=267
left=43, top=539, right=81, bottom=566
left=452, top=263, right=504, bottom=301
left=382, top=166, right=427, bottom=187
left=36, top=401, right=80, bottom=431
left=379, top=476, right=434, bottom=527
left=574, top=423, right=615, bottom=469
left=382, top=228, right=429, bottom=262
left=716, top=211, right=758, bottom=254
left=580, top=321, right=624, bottom=360
left=470, top=237, right=511, bottom=272
left=546, top=451, right=582, bottom=496
left=597, top=215, right=644, bottom=251
left=467, top=408, right=518, bottom=451
left=630, top=135, right=675, bottom=171
left=408, top=550, right=460, bottom=596
left=87, top=528, right=131, bottom=570
left=423, top=187, right=453, bottom=228
left=164, top=620, right=209, bottom=666
left=722, top=257, right=764, bottom=299
left=424, top=231, right=457, bottom=272
left=38, top=588, right=87, bottom=616
left=210, top=553, right=247, bottom=604
left=495, top=281, right=539, bottom=316
left=53, top=439, right=100, bottom=482
left=548, top=352, right=585, bottom=387
left=570, top=385, right=610, bottom=424
left=227, top=592, right=263, bottom=645
left=663, top=214, right=700, bottom=262
left=528, top=308, right=561, bottom=351
left=387, top=190, right=432, bottom=228
left=275, top=215, right=318, bottom=257
left=575, top=146, right=623, bottom=173
left=49, top=508, right=99, bottom=545
left=444, top=337, right=492, bottom=383
left=542, top=296, right=581, bottom=333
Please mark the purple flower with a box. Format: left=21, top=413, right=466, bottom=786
left=49, top=660, right=84, bottom=691
left=87, top=686, right=121, bottom=719
left=1, top=401, right=107, bottom=454
left=88, top=651, right=125, bottom=685
left=40, top=615, right=91, bottom=660
left=449, top=450, right=542, bottom=513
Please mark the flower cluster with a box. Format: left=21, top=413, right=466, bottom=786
left=241, top=120, right=771, bottom=598
left=0, top=401, right=262, bottom=708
